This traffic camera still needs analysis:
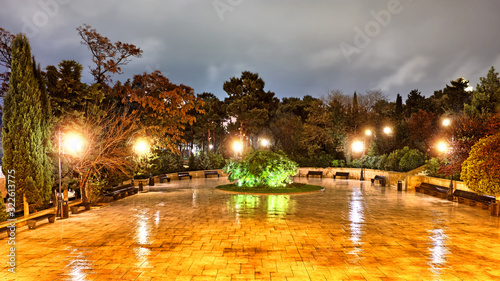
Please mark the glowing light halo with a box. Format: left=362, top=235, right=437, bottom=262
left=352, top=140, right=364, bottom=154
left=134, top=139, right=150, bottom=155
left=64, top=132, right=85, bottom=155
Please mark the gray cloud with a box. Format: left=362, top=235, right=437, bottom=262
left=1, top=0, right=500, bottom=101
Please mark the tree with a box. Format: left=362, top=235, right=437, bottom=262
left=2, top=34, right=53, bottom=212
left=394, top=93, right=403, bottom=118
left=431, top=78, right=472, bottom=113
left=70, top=105, right=140, bottom=204
left=45, top=60, right=103, bottom=118
left=405, top=89, right=427, bottom=117
left=0, top=27, right=14, bottom=96
left=116, top=71, right=203, bottom=153
left=223, top=71, right=279, bottom=146
left=465, top=66, right=500, bottom=117
left=438, top=113, right=500, bottom=178
left=461, top=133, right=500, bottom=195
left=77, top=24, right=142, bottom=86
left=407, top=110, right=437, bottom=152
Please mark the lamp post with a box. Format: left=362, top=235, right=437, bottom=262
left=436, top=140, right=454, bottom=190
left=134, top=139, right=150, bottom=191
left=352, top=140, right=365, bottom=181
left=57, top=130, right=85, bottom=218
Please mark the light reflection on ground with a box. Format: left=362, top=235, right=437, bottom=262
left=3, top=177, right=500, bottom=280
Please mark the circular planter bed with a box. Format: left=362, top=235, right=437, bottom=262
left=216, top=182, right=324, bottom=195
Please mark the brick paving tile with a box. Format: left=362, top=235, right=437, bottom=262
left=1, top=177, right=500, bottom=280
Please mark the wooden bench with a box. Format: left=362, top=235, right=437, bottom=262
left=158, top=174, right=171, bottom=183
left=103, top=184, right=137, bottom=202
left=333, top=172, right=349, bottom=180
left=415, top=182, right=452, bottom=200
left=178, top=172, right=192, bottom=180
left=204, top=171, right=220, bottom=178
left=70, top=202, right=91, bottom=214
left=371, top=175, right=387, bottom=187
left=306, top=171, right=323, bottom=179
left=453, top=190, right=496, bottom=209
left=27, top=213, right=56, bottom=229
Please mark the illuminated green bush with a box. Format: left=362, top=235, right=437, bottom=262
left=223, top=150, right=298, bottom=188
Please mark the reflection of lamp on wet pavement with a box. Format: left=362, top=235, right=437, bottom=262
left=352, top=140, right=364, bottom=181
left=58, top=130, right=85, bottom=218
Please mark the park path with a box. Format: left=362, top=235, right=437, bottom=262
left=1, top=177, right=499, bottom=280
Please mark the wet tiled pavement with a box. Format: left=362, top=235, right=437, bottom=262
left=1, top=177, right=500, bottom=280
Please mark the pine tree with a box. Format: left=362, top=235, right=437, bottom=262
left=2, top=34, right=52, bottom=212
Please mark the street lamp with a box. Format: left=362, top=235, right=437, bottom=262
left=134, top=138, right=151, bottom=191
left=58, top=130, right=85, bottom=218
left=383, top=126, right=392, bottom=135
left=233, top=140, right=243, bottom=157
left=260, top=138, right=270, bottom=148
left=442, top=118, right=451, bottom=127
left=436, top=140, right=453, bottom=190
left=352, top=140, right=365, bottom=181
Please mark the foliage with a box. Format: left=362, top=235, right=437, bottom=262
left=0, top=27, right=14, bottom=96
left=224, top=150, right=297, bottom=188
left=71, top=105, right=139, bottom=203
left=407, top=109, right=437, bottom=153
left=294, top=153, right=336, bottom=168
left=116, top=71, right=203, bottom=152
left=331, top=159, right=346, bottom=168
left=2, top=34, right=53, bottom=211
left=465, top=66, right=500, bottom=117
left=224, top=71, right=279, bottom=141
left=0, top=191, right=8, bottom=222
left=398, top=148, right=425, bottom=171
left=77, top=24, right=142, bottom=85
left=461, top=133, right=500, bottom=195
left=383, top=147, right=424, bottom=172
left=424, top=158, right=447, bottom=178
left=188, top=154, right=197, bottom=171
left=208, top=151, right=226, bottom=169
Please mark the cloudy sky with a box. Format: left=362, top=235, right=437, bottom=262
left=1, top=0, right=500, bottom=101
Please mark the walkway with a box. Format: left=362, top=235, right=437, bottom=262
left=1, top=177, right=500, bottom=280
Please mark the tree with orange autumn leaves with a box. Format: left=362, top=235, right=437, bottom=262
left=113, top=71, right=203, bottom=152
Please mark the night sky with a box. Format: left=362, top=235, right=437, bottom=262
left=1, top=0, right=500, bottom=101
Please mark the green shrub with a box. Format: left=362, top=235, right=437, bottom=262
left=223, top=150, right=298, bottom=188
left=399, top=149, right=425, bottom=172
left=208, top=151, right=225, bottom=169
left=425, top=157, right=446, bottom=178
left=331, top=159, right=346, bottom=167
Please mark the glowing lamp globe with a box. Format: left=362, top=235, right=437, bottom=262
left=134, top=139, right=149, bottom=155
left=352, top=140, right=364, bottom=154
left=64, top=133, right=85, bottom=155
left=437, top=141, right=448, bottom=153
left=233, top=141, right=243, bottom=153
left=383, top=126, right=392, bottom=135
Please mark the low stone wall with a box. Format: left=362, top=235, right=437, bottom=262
left=298, top=167, right=472, bottom=191
left=406, top=175, right=470, bottom=191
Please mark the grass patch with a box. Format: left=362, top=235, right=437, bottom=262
left=216, top=182, right=323, bottom=194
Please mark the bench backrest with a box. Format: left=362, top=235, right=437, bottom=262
left=335, top=172, right=349, bottom=175
left=374, top=175, right=385, bottom=180
left=454, top=189, right=496, bottom=203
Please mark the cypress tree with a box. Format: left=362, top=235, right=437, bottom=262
left=395, top=94, right=403, bottom=118
left=2, top=34, right=52, bottom=212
